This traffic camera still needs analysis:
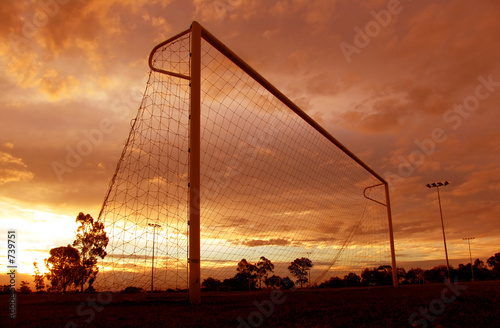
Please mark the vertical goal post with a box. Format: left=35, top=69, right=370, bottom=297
left=188, top=21, right=202, bottom=305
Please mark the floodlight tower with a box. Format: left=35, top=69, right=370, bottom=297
left=426, top=181, right=451, bottom=281
left=148, top=223, right=161, bottom=292
left=463, top=237, right=475, bottom=281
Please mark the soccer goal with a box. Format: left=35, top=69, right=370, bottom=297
left=95, top=21, right=397, bottom=303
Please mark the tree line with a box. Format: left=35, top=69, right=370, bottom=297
left=202, top=257, right=313, bottom=291
left=202, top=252, right=500, bottom=291
left=307, top=252, right=500, bottom=289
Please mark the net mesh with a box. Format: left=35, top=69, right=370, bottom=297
left=95, top=28, right=391, bottom=292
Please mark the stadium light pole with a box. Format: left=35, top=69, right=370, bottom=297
left=463, top=237, right=475, bottom=281
left=148, top=223, right=161, bottom=292
left=426, top=181, right=451, bottom=281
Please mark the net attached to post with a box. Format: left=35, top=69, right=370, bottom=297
left=95, top=23, right=393, bottom=293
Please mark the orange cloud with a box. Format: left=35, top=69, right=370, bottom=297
left=452, top=166, right=500, bottom=197
left=0, top=150, right=35, bottom=185
left=239, top=238, right=291, bottom=247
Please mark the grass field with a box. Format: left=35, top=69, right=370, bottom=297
left=2, top=280, right=499, bottom=327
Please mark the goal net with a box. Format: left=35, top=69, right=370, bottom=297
left=95, top=22, right=396, bottom=299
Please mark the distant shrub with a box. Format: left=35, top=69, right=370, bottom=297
left=121, top=286, right=143, bottom=293
left=85, top=286, right=97, bottom=293
left=202, top=277, right=222, bottom=291
left=281, top=277, right=295, bottom=290
left=20, top=281, right=32, bottom=294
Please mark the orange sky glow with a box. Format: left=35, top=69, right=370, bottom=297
left=1, top=0, right=500, bottom=286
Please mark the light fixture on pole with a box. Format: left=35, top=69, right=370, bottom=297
left=463, top=237, right=475, bottom=281
left=426, top=181, right=451, bottom=281
left=148, top=223, right=161, bottom=292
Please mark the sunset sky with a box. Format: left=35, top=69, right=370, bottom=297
left=1, top=0, right=500, bottom=285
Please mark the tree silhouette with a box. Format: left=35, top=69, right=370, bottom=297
left=19, top=281, right=31, bottom=294
left=45, top=245, right=81, bottom=293
left=202, top=277, right=222, bottom=291
left=405, top=268, right=425, bottom=284
left=423, top=265, right=454, bottom=283
left=473, top=259, right=492, bottom=280
left=281, top=276, right=296, bottom=289
left=344, top=272, right=361, bottom=287
left=288, top=257, right=312, bottom=288
left=236, top=259, right=258, bottom=290
left=397, top=267, right=407, bottom=284
left=487, top=252, right=500, bottom=278
left=361, top=265, right=393, bottom=286
left=32, top=260, right=45, bottom=292
left=474, top=258, right=486, bottom=269
left=264, top=275, right=282, bottom=289
left=321, top=276, right=344, bottom=288
left=72, top=212, right=109, bottom=292
left=256, top=256, right=274, bottom=289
